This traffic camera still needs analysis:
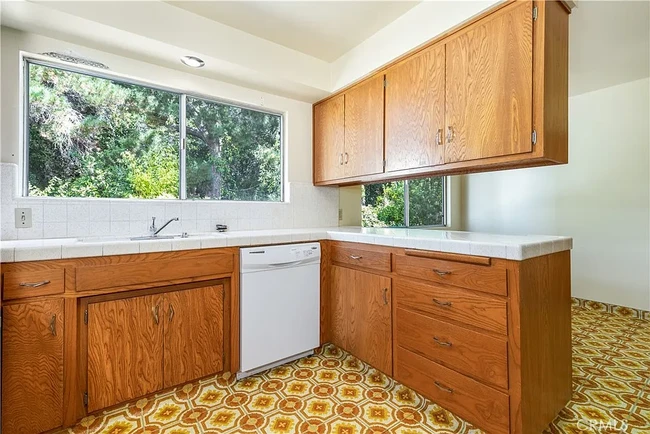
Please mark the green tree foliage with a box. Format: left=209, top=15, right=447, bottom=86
left=361, top=178, right=444, bottom=227
left=27, top=63, right=281, bottom=201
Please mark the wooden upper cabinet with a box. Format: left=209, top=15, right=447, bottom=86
left=445, top=1, right=533, bottom=163
left=2, top=299, right=64, bottom=434
left=385, top=43, right=446, bottom=172
left=330, top=265, right=392, bottom=374
left=314, top=94, right=345, bottom=183
left=163, top=285, right=225, bottom=387
left=343, top=75, right=385, bottom=178
left=87, top=294, right=164, bottom=412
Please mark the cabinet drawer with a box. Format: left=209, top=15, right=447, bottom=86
left=3, top=269, right=65, bottom=300
left=394, top=254, right=506, bottom=295
left=394, top=346, right=509, bottom=434
left=76, top=253, right=234, bottom=292
left=331, top=244, right=391, bottom=272
left=394, top=278, right=507, bottom=334
left=395, top=308, right=508, bottom=388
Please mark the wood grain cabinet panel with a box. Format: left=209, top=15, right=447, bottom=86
left=314, top=94, right=345, bottom=182
left=394, top=278, right=507, bottom=334
left=2, top=299, right=64, bottom=434
left=87, top=294, right=164, bottom=412
left=445, top=1, right=533, bottom=163
left=385, top=43, right=445, bottom=171
left=395, top=308, right=508, bottom=388
left=394, top=254, right=507, bottom=295
left=395, top=346, right=510, bottom=434
left=331, top=244, right=391, bottom=272
left=163, top=285, right=225, bottom=387
left=330, top=265, right=392, bottom=374
left=3, top=268, right=65, bottom=301
left=344, top=75, right=385, bottom=178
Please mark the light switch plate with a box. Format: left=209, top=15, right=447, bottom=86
left=15, top=208, right=32, bottom=228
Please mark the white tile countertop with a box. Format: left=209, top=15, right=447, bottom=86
left=0, top=227, right=572, bottom=263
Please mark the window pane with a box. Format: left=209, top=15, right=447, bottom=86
left=408, top=177, right=445, bottom=226
left=185, top=97, right=282, bottom=201
left=361, top=181, right=405, bottom=227
left=28, top=63, right=179, bottom=198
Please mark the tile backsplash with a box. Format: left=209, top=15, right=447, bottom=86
left=0, top=163, right=339, bottom=240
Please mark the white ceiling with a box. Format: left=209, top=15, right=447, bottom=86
left=569, top=0, right=650, bottom=96
left=166, top=1, right=420, bottom=62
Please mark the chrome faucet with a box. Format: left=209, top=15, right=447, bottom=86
left=150, top=217, right=179, bottom=236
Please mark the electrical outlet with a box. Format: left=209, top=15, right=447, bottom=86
left=338, top=209, right=343, bottom=221
left=15, top=208, right=32, bottom=229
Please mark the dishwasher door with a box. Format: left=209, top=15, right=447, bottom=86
left=240, top=243, right=320, bottom=375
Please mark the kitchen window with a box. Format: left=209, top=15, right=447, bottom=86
left=361, top=177, right=446, bottom=228
left=23, top=59, right=283, bottom=201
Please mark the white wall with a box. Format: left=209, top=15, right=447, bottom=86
left=0, top=27, right=339, bottom=241
left=461, top=78, right=650, bottom=310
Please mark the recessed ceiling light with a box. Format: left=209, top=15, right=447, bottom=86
left=180, top=56, right=205, bottom=68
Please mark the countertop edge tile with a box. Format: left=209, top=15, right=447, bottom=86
left=0, top=227, right=572, bottom=263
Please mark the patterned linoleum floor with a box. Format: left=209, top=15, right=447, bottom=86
left=60, top=298, right=649, bottom=434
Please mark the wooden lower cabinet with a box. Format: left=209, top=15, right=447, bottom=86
left=330, top=265, right=392, bottom=374
left=2, top=299, right=64, bottom=434
left=163, top=285, right=225, bottom=387
left=86, top=284, right=226, bottom=412
left=87, top=294, right=165, bottom=412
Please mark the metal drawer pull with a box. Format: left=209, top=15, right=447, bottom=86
left=152, top=305, right=160, bottom=325
left=339, top=153, right=344, bottom=165
left=433, top=269, right=451, bottom=276
left=383, top=288, right=389, bottom=305
left=344, top=152, right=349, bottom=164
left=434, top=381, right=453, bottom=393
left=349, top=255, right=362, bottom=260
left=169, top=304, right=175, bottom=323
left=435, top=128, right=443, bottom=146
left=446, top=126, right=454, bottom=143
left=432, top=298, right=452, bottom=307
left=49, top=314, right=57, bottom=336
left=19, top=280, right=51, bottom=288
left=433, top=337, right=452, bottom=347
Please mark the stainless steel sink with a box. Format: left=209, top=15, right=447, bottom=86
left=130, top=234, right=180, bottom=241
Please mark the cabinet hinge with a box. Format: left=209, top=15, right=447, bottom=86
left=382, top=160, right=387, bottom=170
left=532, top=6, right=538, bottom=21
left=383, top=77, right=387, bottom=88
left=83, top=392, right=88, bottom=407
left=532, top=130, right=538, bottom=145
left=84, top=309, right=88, bottom=325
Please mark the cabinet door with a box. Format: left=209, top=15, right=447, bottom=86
left=87, top=294, right=164, bottom=412
left=385, top=43, right=445, bottom=172
left=2, top=299, right=64, bottom=434
left=163, top=285, right=224, bottom=387
left=314, top=94, right=345, bottom=182
left=445, top=1, right=533, bottom=163
left=344, top=75, right=385, bottom=178
left=330, top=266, right=392, bottom=374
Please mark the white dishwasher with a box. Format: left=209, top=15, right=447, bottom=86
left=239, top=243, right=321, bottom=379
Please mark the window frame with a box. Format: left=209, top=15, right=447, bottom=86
left=21, top=55, right=285, bottom=202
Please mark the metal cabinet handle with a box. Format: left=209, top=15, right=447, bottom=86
left=433, top=269, right=451, bottom=276
left=433, top=336, right=452, bottom=347
left=344, top=152, right=349, bottom=164
left=446, top=126, right=454, bottom=143
left=434, top=381, right=453, bottom=393
left=169, top=304, right=175, bottom=323
left=435, top=128, right=443, bottom=146
left=432, top=298, right=452, bottom=307
left=20, top=280, right=51, bottom=288
left=49, top=314, right=57, bottom=336
left=382, top=288, right=389, bottom=306
left=339, top=153, right=343, bottom=165
left=349, top=255, right=362, bottom=260
left=152, top=305, right=160, bottom=325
